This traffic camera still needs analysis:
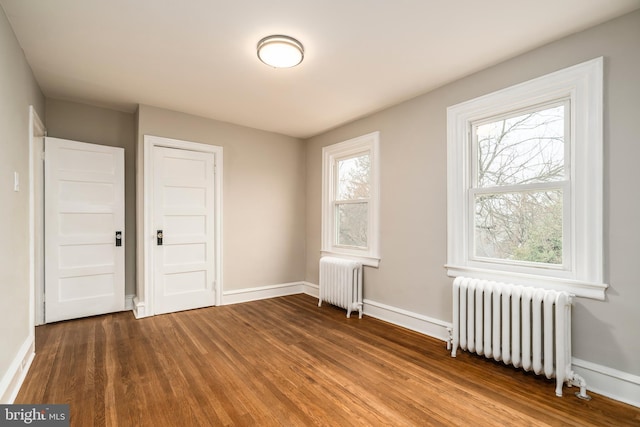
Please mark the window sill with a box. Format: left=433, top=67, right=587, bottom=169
left=322, top=251, right=380, bottom=268
left=445, top=264, right=607, bottom=300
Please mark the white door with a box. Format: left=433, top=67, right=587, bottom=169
left=153, top=146, right=216, bottom=314
left=44, top=137, right=125, bottom=322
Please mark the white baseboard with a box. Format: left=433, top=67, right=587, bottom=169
left=125, top=294, right=135, bottom=311
left=132, top=296, right=147, bottom=319
left=363, top=299, right=452, bottom=342
left=222, top=282, right=307, bottom=305
left=572, top=358, right=640, bottom=408
left=301, top=281, right=319, bottom=298
left=0, top=335, right=35, bottom=404
left=131, top=282, right=314, bottom=315
left=305, top=280, right=451, bottom=341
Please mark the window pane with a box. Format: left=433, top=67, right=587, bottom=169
left=336, top=203, right=368, bottom=248
left=474, top=190, right=562, bottom=264
left=337, top=154, right=370, bottom=200
left=476, top=104, right=565, bottom=187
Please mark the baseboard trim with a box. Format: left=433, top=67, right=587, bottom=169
left=304, top=280, right=451, bottom=341
left=572, top=358, right=640, bottom=408
left=125, top=294, right=135, bottom=311
left=301, top=281, right=319, bottom=298
left=132, top=296, right=147, bottom=319
left=0, top=335, right=35, bottom=403
left=363, top=299, right=452, bottom=342
left=222, top=282, right=306, bottom=305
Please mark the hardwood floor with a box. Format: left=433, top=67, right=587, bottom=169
left=16, top=294, right=640, bottom=426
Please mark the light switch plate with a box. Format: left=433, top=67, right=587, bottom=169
left=14, top=171, right=19, bottom=192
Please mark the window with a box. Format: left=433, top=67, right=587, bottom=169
left=472, top=101, right=568, bottom=266
left=446, top=58, right=606, bottom=299
left=322, top=132, right=380, bottom=266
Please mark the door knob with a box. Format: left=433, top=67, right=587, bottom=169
left=115, top=231, right=122, bottom=247
left=157, top=230, right=163, bottom=246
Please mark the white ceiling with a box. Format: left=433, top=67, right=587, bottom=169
left=2, top=1, right=638, bottom=138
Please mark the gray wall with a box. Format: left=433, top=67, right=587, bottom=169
left=137, top=105, right=306, bottom=293
left=0, top=6, right=44, bottom=388
left=305, top=10, right=640, bottom=375
left=45, top=99, right=137, bottom=295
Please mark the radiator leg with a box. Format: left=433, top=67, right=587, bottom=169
left=347, top=302, right=363, bottom=319
left=555, top=379, right=564, bottom=398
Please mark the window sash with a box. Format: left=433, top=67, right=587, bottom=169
left=334, top=152, right=371, bottom=202
left=471, top=99, right=571, bottom=189
left=334, top=200, right=369, bottom=250
left=468, top=181, right=570, bottom=269
left=467, top=98, right=571, bottom=270
left=333, top=150, right=371, bottom=251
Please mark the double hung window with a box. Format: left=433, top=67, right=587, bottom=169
left=321, top=132, right=380, bottom=266
left=471, top=100, right=569, bottom=267
left=446, top=58, right=606, bottom=299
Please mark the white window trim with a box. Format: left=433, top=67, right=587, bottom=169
left=446, top=57, right=607, bottom=300
left=321, top=132, right=380, bottom=267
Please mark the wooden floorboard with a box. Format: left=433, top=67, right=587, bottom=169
left=16, top=294, right=640, bottom=426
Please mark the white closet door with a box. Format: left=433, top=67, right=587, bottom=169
left=45, top=137, right=125, bottom=322
left=153, top=146, right=216, bottom=314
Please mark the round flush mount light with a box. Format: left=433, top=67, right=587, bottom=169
left=257, top=35, right=304, bottom=68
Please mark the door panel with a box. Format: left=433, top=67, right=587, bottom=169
left=45, top=137, right=125, bottom=322
left=153, top=146, right=216, bottom=314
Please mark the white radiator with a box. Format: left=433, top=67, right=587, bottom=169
left=450, top=277, right=589, bottom=399
left=318, top=256, right=363, bottom=318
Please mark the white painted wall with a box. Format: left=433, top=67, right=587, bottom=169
left=0, top=5, right=44, bottom=401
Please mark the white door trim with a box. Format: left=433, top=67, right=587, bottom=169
left=29, top=105, right=46, bottom=326
left=137, top=135, right=223, bottom=318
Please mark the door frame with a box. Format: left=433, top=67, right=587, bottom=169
left=136, top=135, right=223, bottom=318
left=29, top=105, right=46, bottom=326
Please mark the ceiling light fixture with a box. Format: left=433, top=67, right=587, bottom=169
left=257, top=35, right=304, bottom=68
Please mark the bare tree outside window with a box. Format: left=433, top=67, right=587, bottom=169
left=473, top=104, right=566, bottom=264
left=336, top=154, right=370, bottom=248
